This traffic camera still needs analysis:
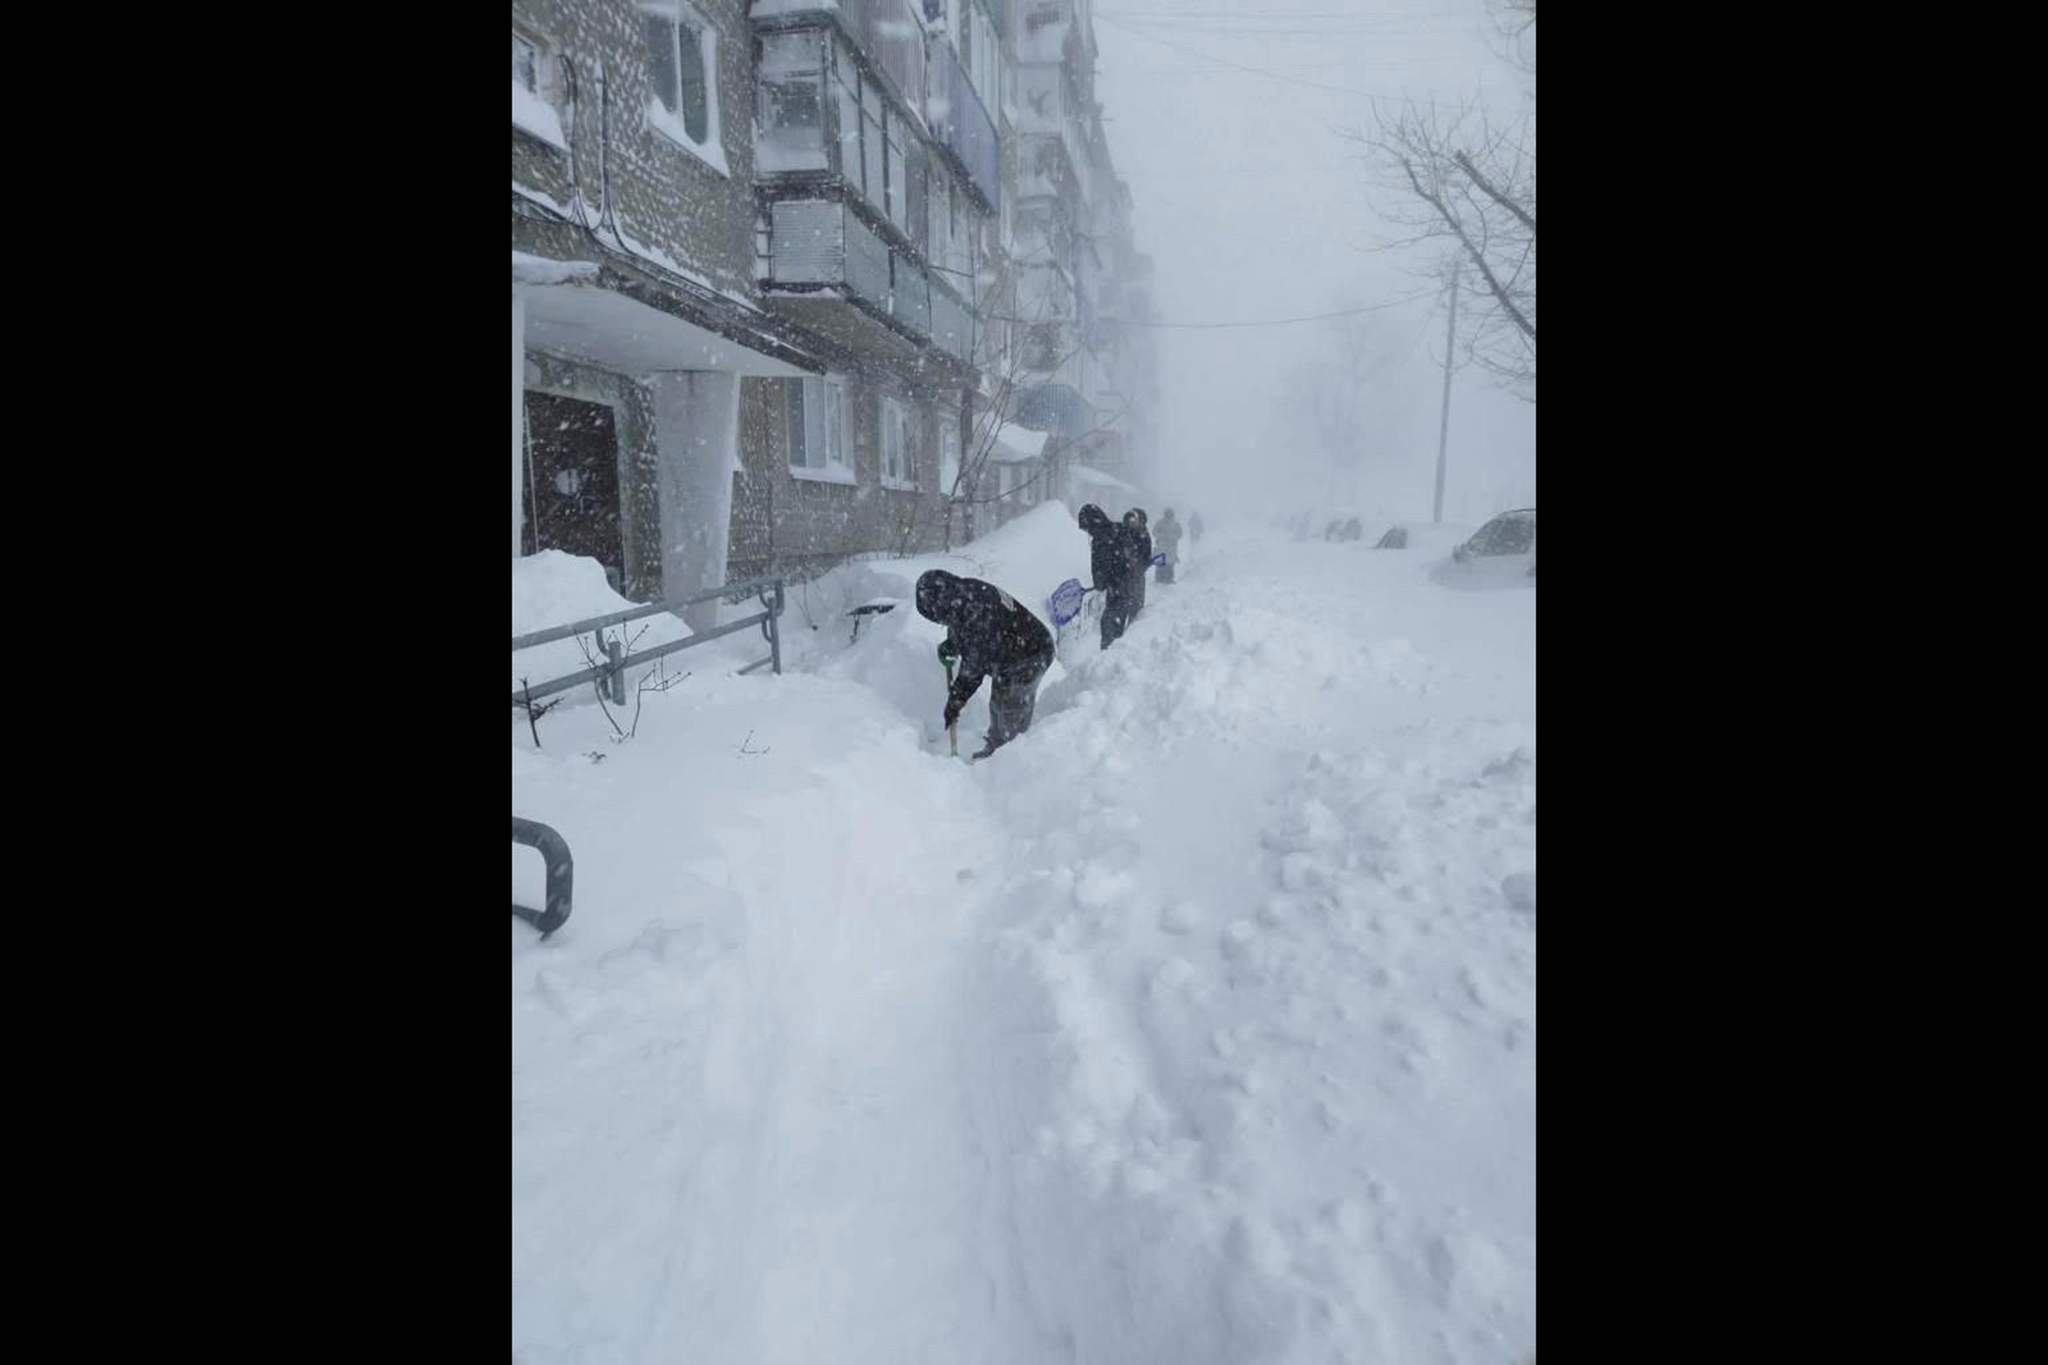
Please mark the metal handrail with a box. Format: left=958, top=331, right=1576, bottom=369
left=510, top=575, right=789, bottom=652
left=512, top=816, right=573, bottom=938
left=512, top=576, right=785, bottom=708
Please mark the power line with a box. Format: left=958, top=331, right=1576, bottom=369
left=985, top=291, right=1435, bottom=331
left=1094, top=14, right=1461, bottom=107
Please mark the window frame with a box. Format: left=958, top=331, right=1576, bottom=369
left=787, top=376, right=854, bottom=483
left=640, top=1, right=728, bottom=177
left=937, top=414, right=961, bottom=497
left=880, top=396, right=917, bottom=490
left=756, top=29, right=828, bottom=173
left=513, top=32, right=540, bottom=93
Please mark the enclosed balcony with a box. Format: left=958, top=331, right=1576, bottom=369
left=760, top=198, right=976, bottom=366
left=751, top=0, right=925, bottom=115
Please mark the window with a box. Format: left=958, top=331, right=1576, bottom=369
left=642, top=2, right=725, bottom=172
left=881, top=398, right=915, bottom=487
left=757, top=31, right=826, bottom=172
left=838, top=44, right=914, bottom=229
left=968, top=4, right=999, bottom=111
left=949, top=185, right=976, bottom=282
left=833, top=44, right=863, bottom=184
left=938, top=416, right=961, bottom=496
left=905, top=140, right=928, bottom=248
left=1486, top=512, right=1535, bottom=554
left=513, top=30, right=568, bottom=151
left=513, top=33, right=539, bottom=92
left=786, top=377, right=850, bottom=479
left=928, top=166, right=960, bottom=284
left=884, top=116, right=909, bottom=225
left=862, top=78, right=887, bottom=217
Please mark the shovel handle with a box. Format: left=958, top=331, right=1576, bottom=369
left=944, top=658, right=959, bottom=756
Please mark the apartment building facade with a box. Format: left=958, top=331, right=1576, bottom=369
left=512, top=0, right=1156, bottom=610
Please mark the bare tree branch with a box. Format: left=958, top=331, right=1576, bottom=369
left=1453, top=150, right=1537, bottom=238
left=1352, top=79, right=1535, bottom=399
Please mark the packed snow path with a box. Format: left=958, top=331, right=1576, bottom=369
left=513, top=521, right=1535, bottom=1364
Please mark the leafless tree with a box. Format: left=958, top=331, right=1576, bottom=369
left=1284, top=309, right=1418, bottom=505
left=1349, top=3, right=1534, bottom=400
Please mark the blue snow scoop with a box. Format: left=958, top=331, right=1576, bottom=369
left=1150, top=552, right=1167, bottom=569
left=1048, top=578, right=1086, bottom=627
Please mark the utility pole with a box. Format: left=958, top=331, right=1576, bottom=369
left=1433, top=257, right=1460, bottom=523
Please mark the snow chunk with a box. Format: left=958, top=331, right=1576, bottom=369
left=511, top=551, right=690, bottom=704
left=985, top=421, right=1050, bottom=464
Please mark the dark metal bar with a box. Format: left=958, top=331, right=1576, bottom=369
left=511, top=816, right=573, bottom=938
left=606, top=634, right=626, bottom=705
left=770, top=582, right=785, bottom=674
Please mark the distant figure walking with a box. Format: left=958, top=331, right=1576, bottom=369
left=1154, top=508, right=1183, bottom=584
left=1188, top=511, right=1204, bottom=543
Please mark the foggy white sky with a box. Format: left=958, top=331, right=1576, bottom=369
left=1091, top=0, right=1535, bottom=526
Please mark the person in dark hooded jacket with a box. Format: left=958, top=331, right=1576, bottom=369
left=1079, top=504, right=1135, bottom=649
left=915, top=569, right=1055, bottom=760
left=1122, top=508, right=1153, bottom=621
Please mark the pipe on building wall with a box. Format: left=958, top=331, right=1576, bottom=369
left=513, top=286, right=527, bottom=558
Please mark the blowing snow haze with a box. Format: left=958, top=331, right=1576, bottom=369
left=513, top=2, right=1535, bottom=1361
left=1093, top=0, right=1534, bottom=524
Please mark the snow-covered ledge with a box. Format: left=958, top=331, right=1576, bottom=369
left=646, top=102, right=730, bottom=178
left=791, top=463, right=859, bottom=486
left=513, top=252, right=599, bottom=286
left=513, top=82, right=568, bottom=152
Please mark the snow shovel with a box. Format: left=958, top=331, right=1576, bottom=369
left=942, top=657, right=959, bottom=757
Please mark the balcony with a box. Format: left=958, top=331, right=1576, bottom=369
left=760, top=197, right=976, bottom=366
left=752, top=0, right=924, bottom=117
left=924, top=31, right=1001, bottom=212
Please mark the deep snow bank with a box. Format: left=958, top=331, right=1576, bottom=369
left=775, top=502, right=1098, bottom=747
left=513, top=520, right=1535, bottom=1365
left=511, top=551, right=691, bottom=705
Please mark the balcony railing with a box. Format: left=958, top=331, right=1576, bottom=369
left=764, top=198, right=888, bottom=304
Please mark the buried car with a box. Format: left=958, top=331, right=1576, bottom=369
left=1454, top=508, right=1536, bottom=567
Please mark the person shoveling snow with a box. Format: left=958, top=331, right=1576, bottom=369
left=915, top=569, right=1054, bottom=761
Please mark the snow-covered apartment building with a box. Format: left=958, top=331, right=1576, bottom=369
left=512, top=0, right=1157, bottom=618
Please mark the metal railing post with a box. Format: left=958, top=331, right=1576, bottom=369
left=605, top=632, right=626, bottom=704
left=770, top=579, right=784, bottom=675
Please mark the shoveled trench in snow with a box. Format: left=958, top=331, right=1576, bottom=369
left=513, top=511, right=1534, bottom=1364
